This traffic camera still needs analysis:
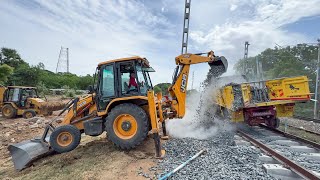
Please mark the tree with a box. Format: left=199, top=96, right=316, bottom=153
left=154, top=83, right=171, bottom=95
left=0, top=48, right=27, bottom=68
left=9, top=64, right=41, bottom=86
left=78, top=74, right=94, bottom=90
left=0, top=64, right=14, bottom=85
left=154, top=86, right=162, bottom=94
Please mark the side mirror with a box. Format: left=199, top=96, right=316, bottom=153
left=87, top=85, right=94, bottom=93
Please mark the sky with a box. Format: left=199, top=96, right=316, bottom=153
left=1, top=0, right=320, bottom=89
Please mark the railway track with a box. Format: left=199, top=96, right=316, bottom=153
left=237, top=126, right=320, bottom=180
left=280, top=123, right=320, bottom=136
left=293, top=115, right=320, bottom=124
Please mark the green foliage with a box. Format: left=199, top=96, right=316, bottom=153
left=0, top=48, right=27, bottom=68
left=0, top=64, right=14, bottom=84
left=154, top=86, right=161, bottom=94
left=9, top=63, right=41, bottom=86
left=234, top=45, right=317, bottom=87
left=36, top=81, right=49, bottom=96
left=62, top=85, right=76, bottom=98
left=154, top=83, right=171, bottom=95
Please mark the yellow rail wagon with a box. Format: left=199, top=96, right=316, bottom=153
left=215, top=76, right=311, bottom=128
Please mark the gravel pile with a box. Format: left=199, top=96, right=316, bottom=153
left=157, top=131, right=276, bottom=180
left=280, top=117, right=320, bottom=134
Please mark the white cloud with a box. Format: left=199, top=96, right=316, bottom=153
left=230, top=4, right=238, bottom=11
left=0, top=0, right=319, bottom=89
left=190, top=0, right=320, bottom=78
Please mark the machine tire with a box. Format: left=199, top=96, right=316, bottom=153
left=105, top=103, right=148, bottom=150
left=22, top=110, right=36, bottom=119
left=1, top=104, right=17, bottom=118
left=50, top=125, right=81, bottom=153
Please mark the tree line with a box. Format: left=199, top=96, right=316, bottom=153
left=0, top=47, right=94, bottom=90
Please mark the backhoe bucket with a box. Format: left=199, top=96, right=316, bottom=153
left=8, top=138, right=52, bottom=170
left=206, top=56, right=228, bottom=81
left=209, top=56, right=228, bottom=75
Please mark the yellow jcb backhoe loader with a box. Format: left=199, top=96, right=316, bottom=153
left=0, top=86, right=65, bottom=119
left=8, top=51, right=227, bottom=170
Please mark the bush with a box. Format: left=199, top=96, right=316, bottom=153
left=62, top=85, right=76, bottom=98
left=37, top=81, right=49, bottom=95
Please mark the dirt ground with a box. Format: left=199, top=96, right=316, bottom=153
left=0, top=113, right=160, bottom=180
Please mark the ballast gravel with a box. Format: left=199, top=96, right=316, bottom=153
left=157, top=131, right=276, bottom=180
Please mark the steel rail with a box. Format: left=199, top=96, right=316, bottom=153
left=259, top=124, right=320, bottom=150
left=237, top=130, right=320, bottom=180
left=282, top=123, right=320, bottom=136
left=293, top=115, right=320, bottom=124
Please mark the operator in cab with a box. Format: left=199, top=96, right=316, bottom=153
left=128, top=72, right=138, bottom=89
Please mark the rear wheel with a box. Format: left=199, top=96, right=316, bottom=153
left=105, top=103, right=149, bottom=150
left=2, top=104, right=16, bottom=118
left=22, top=110, right=36, bottom=119
left=50, top=125, right=81, bottom=153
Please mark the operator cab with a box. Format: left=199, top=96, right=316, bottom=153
left=95, top=57, right=155, bottom=111
left=3, top=86, right=39, bottom=107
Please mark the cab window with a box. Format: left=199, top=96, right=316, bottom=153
left=136, top=65, right=148, bottom=94
left=100, top=65, right=115, bottom=97
left=120, top=62, right=139, bottom=95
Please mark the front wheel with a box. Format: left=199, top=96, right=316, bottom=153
left=23, top=110, right=36, bottom=119
left=50, top=125, right=81, bottom=153
left=105, top=103, right=149, bottom=150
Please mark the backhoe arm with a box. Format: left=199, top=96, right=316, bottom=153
left=168, top=51, right=227, bottom=118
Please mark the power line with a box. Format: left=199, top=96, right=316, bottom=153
left=56, top=47, right=69, bottom=73
left=181, top=0, right=191, bottom=54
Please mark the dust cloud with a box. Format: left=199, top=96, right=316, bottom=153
left=166, top=76, right=243, bottom=140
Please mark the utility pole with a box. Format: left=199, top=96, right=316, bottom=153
left=181, top=0, right=191, bottom=54
left=56, top=47, right=70, bottom=73
left=314, top=39, right=320, bottom=119
left=191, top=71, right=194, bottom=89
left=67, top=47, right=69, bottom=73
left=256, top=56, right=260, bottom=81
left=243, top=41, right=250, bottom=74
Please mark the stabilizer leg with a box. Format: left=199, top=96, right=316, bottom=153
left=161, top=121, right=169, bottom=140
left=153, top=133, right=165, bottom=158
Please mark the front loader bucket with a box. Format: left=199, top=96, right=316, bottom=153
left=8, top=139, right=52, bottom=170
left=39, top=101, right=66, bottom=115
